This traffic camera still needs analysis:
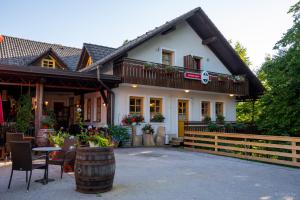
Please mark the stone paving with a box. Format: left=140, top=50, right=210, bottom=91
left=0, top=147, right=299, bottom=200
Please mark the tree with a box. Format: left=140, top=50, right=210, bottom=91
left=257, top=1, right=300, bottom=136
left=231, top=40, right=258, bottom=123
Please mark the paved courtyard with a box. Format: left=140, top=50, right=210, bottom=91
left=0, top=147, right=299, bottom=200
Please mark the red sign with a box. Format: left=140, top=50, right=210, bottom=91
left=184, top=72, right=201, bottom=80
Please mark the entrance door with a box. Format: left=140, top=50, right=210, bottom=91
left=53, top=102, right=69, bottom=129
left=178, top=99, right=189, bottom=137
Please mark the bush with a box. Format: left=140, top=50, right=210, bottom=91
left=16, top=94, right=33, bottom=133
left=108, top=125, right=129, bottom=143
left=151, top=113, right=165, bottom=122
left=207, top=123, right=218, bottom=132
left=224, top=123, right=234, bottom=133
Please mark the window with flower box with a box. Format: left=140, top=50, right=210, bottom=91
left=150, top=98, right=162, bottom=121
left=215, top=102, right=224, bottom=116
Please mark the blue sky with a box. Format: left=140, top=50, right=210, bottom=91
left=0, top=0, right=297, bottom=70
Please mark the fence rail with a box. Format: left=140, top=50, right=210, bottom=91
left=184, top=130, right=300, bottom=167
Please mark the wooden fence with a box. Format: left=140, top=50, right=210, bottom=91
left=184, top=130, right=300, bottom=167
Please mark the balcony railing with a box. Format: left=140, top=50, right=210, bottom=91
left=113, top=58, right=249, bottom=96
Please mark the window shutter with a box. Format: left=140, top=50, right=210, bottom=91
left=184, top=55, right=194, bottom=69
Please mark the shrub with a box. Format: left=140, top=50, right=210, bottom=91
left=16, top=94, right=33, bottom=133
left=108, top=125, right=129, bottom=143
left=208, top=123, right=218, bottom=132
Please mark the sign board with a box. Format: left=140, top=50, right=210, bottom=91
left=184, top=71, right=210, bottom=85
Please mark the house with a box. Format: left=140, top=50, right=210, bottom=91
left=0, top=7, right=263, bottom=138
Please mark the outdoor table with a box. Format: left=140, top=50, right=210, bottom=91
left=32, top=147, right=61, bottom=185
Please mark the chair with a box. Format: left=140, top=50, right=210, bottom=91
left=5, top=132, right=24, bottom=158
left=8, top=141, right=46, bottom=191
left=48, top=138, right=76, bottom=179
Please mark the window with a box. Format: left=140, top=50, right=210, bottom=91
left=215, top=102, right=224, bottom=116
left=96, top=97, right=101, bottom=122
left=150, top=98, right=162, bottom=120
left=162, top=49, right=174, bottom=66
left=42, top=57, right=55, bottom=68
left=201, top=101, right=210, bottom=119
left=86, top=99, right=91, bottom=121
left=178, top=100, right=189, bottom=121
left=193, top=56, right=201, bottom=70
left=86, top=56, right=93, bottom=66
left=183, top=55, right=201, bottom=70
left=129, top=96, right=144, bottom=115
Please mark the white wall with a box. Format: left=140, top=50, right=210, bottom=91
left=84, top=91, right=108, bottom=127
left=127, top=21, right=231, bottom=75
left=113, top=84, right=236, bottom=136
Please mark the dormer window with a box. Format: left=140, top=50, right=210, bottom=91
left=162, top=49, right=174, bottom=66
left=42, top=57, right=55, bottom=68
left=86, top=56, right=93, bottom=66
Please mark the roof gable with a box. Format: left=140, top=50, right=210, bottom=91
left=84, top=7, right=263, bottom=98
left=0, top=35, right=81, bottom=71
left=29, top=48, right=68, bottom=69
left=76, top=43, right=115, bottom=70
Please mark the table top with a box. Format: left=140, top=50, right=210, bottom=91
left=32, top=147, right=61, bottom=152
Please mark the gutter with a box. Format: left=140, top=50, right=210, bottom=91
left=97, top=65, right=115, bottom=125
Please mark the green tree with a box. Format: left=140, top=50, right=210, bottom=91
left=257, top=1, right=300, bottom=136
left=231, top=40, right=258, bottom=123
left=16, top=94, right=34, bottom=133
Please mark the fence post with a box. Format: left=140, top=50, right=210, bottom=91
left=292, top=140, right=297, bottom=164
left=215, top=135, right=218, bottom=152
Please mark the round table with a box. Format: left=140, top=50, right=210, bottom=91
left=32, top=147, right=61, bottom=185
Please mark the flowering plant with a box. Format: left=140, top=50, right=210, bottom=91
left=122, top=114, right=144, bottom=126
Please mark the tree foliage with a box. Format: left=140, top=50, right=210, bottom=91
left=257, top=1, right=300, bottom=136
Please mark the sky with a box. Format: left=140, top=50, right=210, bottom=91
left=0, top=0, right=297, bottom=71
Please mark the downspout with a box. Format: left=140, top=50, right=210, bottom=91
left=97, top=65, right=115, bottom=125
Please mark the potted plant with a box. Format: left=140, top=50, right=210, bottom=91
left=142, top=124, right=155, bottom=146
left=203, top=116, right=211, bottom=124
left=41, top=115, right=56, bottom=129
left=216, top=115, right=225, bottom=124
left=108, top=125, right=129, bottom=147
left=151, top=113, right=165, bottom=122
left=122, top=114, right=144, bottom=146
left=75, top=131, right=115, bottom=194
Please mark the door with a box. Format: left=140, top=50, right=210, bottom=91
left=54, top=102, right=69, bottom=129
left=178, top=99, right=189, bottom=137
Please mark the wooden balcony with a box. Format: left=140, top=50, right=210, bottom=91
left=113, top=58, right=249, bottom=96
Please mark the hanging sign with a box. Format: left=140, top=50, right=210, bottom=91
left=184, top=71, right=210, bottom=84
left=201, top=71, right=209, bottom=84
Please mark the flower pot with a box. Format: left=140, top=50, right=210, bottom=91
left=75, top=147, right=115, bottom=193
left=143, top=134, right=155, bottom=146
left=132, top=135, right=142, bottom=146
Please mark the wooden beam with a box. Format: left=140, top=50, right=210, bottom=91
left=34, top=83, right=43, bottom=136
left=202, top=36, right=218, bottom=45
left=99, top=89, right=108, bottom=105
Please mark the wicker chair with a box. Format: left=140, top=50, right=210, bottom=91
left=8, top=141, right=46, bottom=191
left=5, top=132, right=24, bottom=158
left=48, top=138, right=76, bottom=178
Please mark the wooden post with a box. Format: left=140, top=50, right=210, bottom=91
left=106, top=91, right=112, bottom=125
left=215, top=135, right=218, bottom=152
left=34, top=83, right=43, bottom=137
left=291, top=140, right=297, bottom=164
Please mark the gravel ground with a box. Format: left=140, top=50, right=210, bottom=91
left=0, top=147, right=299, bottom=200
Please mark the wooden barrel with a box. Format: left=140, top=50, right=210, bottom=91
left=36, top=129, right=55, bottom=147
left=75, top=147, right=115, bottom=193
